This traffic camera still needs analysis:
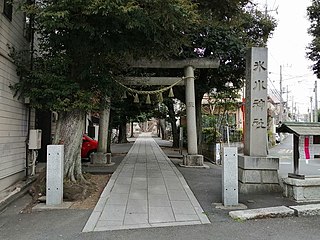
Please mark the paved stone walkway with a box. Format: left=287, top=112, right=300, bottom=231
left=83, top=134, right=210, bottom=232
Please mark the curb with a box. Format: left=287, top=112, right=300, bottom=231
left=229, top=204, right=320, bottom=220
left=32, top=202, right=73, bottom=211
left=289, top=204, right=320, bottom=217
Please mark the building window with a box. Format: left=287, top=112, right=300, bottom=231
left=3, top=0, right=13, bottom=21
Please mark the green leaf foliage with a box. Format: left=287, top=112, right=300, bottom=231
left=176, top=1, right=276, bottom=97
left=307, top=0, right=320, bottom=78
left=11, top=0, right=199, bottom=112
left=146, top=1, right=276, bottom=107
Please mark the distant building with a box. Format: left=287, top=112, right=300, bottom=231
left=201, top=93, right=244, bottom=130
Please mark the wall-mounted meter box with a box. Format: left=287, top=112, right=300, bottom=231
left=29, top=129, right=42, bottom=149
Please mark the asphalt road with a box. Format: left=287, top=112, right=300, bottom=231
left=1, top=193, right=320, bottom=240
left=269, top=134, right=320, bottom=177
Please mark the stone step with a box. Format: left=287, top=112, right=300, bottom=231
left=289, top=204, right=320, bottom=216
left=229, top=204, right=320, bottom=220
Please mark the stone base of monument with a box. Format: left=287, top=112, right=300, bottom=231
left=238, top=154, right=282, bottom=194
left=283, top=177, right=320, bottom=202
left=179, top=154, right=208, bottom=168
left=91, top=152, right=114, bottom=166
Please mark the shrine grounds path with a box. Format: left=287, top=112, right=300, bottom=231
left=83, top=133, right=209, bottom=232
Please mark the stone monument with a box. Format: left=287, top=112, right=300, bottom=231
left=238, top=47, right=281, bottom=193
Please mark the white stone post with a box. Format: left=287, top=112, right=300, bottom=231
left=184, top=66, right=198, bottom=155
left=222, top=147, right=238, bottom=206
left=46, top=145, right=64, bottom=205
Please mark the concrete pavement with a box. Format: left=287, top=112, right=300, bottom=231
left=83, top=133, right=209, bottom=232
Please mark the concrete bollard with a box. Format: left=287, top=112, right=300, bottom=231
left=222, top=147, right=238, bottom=206
left=46, top=145, right=64, bottom=205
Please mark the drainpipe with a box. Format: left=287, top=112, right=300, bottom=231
left=25, top=1, right=35, bottom=177
left=25, top=105, right=31, bottom=177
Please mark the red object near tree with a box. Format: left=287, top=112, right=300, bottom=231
left=81, top=134, right=98, bottom=159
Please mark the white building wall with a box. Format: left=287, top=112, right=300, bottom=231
left=0, top=1, right=32, bottom=191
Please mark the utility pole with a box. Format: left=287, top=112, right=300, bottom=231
left=286, top=85, right=289, bottom=108
left=310, top=96, right=313, bottom=122
left=295, top=103, right=297, bottom=122
left=291, top=96, right=294, bottom=121
left=279, top=65, right=283, bottom=123
left=315, top=80, right=318, bottom=122
left=264, top=1, right=278, bottom=16
left=286, top=85, right=289, bottom=120
left=265, top=0, right=268, bottom=16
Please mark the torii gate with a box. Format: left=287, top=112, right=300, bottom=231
left=127, top=58, right=220, bottom=166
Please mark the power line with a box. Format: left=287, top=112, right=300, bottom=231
left=268, top=78, right=281, bottom=97
left=282, top=74, right=314, bottom=81
left=269, top=87, right=281, bottom=100
left=268, top=79, right=281, bottom=101
left=269, top=52, right=280, bottom=66
left=269, top=72, right=314, bottom=82
left=269, top=88, right=281, bottom=101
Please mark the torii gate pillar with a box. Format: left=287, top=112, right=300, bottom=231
left=183, top=66, right=204, bottom=166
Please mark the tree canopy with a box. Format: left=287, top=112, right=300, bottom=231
left=307, top=0, right=320, bottom=78
left=11, top=0, right=276, bottom=115
left=11, top=0, right=199, bottom=112
left=10, top=0, right=200, bottom=182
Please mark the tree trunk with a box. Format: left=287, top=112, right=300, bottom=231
left=159, top=119, right=166, bottom=140
left=107, top=129, right=112, bottom=152
left=53, top=110, right=86, bottom=183
left=167, top=100, right=179, bottom=148
left=157, top=119, right=161, bottom=137
left=130, top=121, right=134, bottom=137
left=118, top=121, right=128, bottom=143
left=195, top=92, right=204, bottom=154
left=107, top=109, right=114, bottom=152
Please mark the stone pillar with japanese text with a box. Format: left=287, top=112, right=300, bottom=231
left=238, top=48, right=281, bottom=194
left=244, top=48, right=268, bottom=156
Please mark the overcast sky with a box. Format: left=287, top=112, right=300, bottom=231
left=254, top=0, right=316, bottom=115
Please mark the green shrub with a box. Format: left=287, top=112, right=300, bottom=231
left=202, top=127, right=221, bottom=144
